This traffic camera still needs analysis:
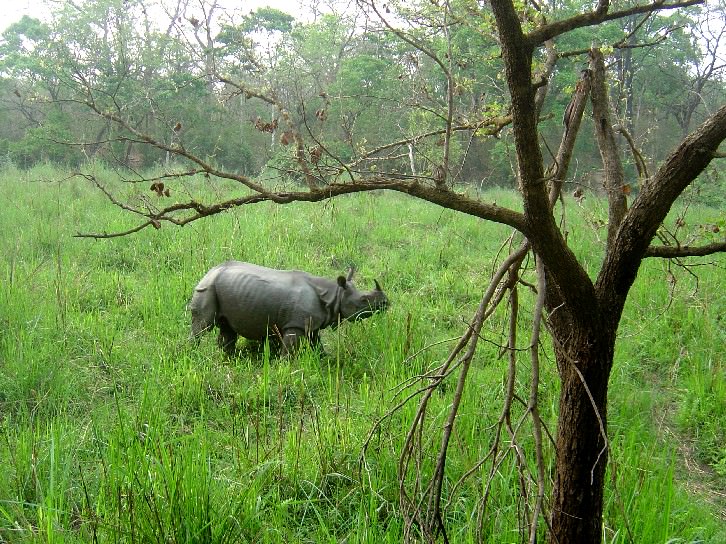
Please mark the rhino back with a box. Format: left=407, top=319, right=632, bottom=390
left=213, top=262, right=329, bottom=340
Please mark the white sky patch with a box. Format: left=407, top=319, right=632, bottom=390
left=0, top=0, right=317, bottom=34
left=0, top=0, right=46, bottom=33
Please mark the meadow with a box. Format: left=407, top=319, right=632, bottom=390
left=0, top=164, right=724, bottom=543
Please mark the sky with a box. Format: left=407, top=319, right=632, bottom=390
left=0, top=0, right=41, bottom=33
left=0, top=0, right=312, bottom=34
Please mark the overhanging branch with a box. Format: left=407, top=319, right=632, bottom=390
left=75, top=175, right=528, bottom=238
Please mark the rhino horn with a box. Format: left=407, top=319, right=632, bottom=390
left=374, top=279, right=382, bottom=291
left=346, top=266, right=356, bottom=282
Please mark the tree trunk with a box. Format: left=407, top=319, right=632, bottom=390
left=550, top=319, right=615, bottom=543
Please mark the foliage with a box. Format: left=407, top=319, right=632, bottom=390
left=0, top=0, right=722, bottom=183
left=6, top=108, right=84, bottom=167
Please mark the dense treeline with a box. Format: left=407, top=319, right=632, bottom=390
left=0, top=0, right=724, bottom=198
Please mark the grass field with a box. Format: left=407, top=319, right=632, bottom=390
left=0, top=164, right=724, bottom=543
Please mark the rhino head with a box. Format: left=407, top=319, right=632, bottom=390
left=336, top=271, right=389, bottom=323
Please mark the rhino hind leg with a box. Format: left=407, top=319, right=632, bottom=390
left=216, top=316, right=238, bottom=356
left=279, top=328, right=325, bottom=355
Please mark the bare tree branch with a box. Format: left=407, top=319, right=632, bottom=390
left=549, top=68, right=592, bottom=202
left=644, top=241, right=726, bottom=258
left=596, top=103, right=726, bottom=308
left=398, top=241, right=529, bottom=541
left=75, top=172, right=530, bottom=237
left=615, top=125, right=650, bottom=181
left=528, top=0, right=704, bottom=45
left=590, top=48, right=628, bottom=251
left=527, top=256, right=547, bottom=544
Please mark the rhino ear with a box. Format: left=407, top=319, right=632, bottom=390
left=374, top=279, right=382, bottom=291
left=346, top=267, right=356, bottom=282
left=311, top=280, right=337, bottom=308
left=337, top=275, right=348, bottom=289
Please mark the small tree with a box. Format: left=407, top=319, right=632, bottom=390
left=23, top=0, right=725, bottom=541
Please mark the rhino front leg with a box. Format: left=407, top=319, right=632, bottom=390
left=216, top=316, right=238, bottom=357
left=309, top=330, right=322, bottom=348
left=281, top=328, right=305, bottom=355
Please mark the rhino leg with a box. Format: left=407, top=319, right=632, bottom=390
left=242, top=339, right=265, bottom=353
left=281, top=328, right=305, bottom=355
left=279, top=328, right=324, bottom=355
left=216, top=316, right=238, bottom=356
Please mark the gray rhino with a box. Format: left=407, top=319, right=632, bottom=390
left=189, top=261, right=388, bottom=355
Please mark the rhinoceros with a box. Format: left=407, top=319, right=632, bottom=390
left=189, top=261, right=388, bottom=355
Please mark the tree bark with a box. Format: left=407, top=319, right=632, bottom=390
left=549, top=315, right=615, bottom=543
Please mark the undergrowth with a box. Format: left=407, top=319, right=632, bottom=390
left=0, top=164, right=723, bottom=542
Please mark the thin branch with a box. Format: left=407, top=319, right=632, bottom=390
left=80, top=97, right=270, bottom=194
left=398, top=241, right=530, bottom=541
left=535, top=40, right=559, bottom=117
left=615, top=125, right=650, bottom=181
left=557, top=33, right=669, bottom=59
left=596, top=103, right=726, bottom=301
left=644, top=241, right=726, bottom=258
left=527, top=256, right=547, bottom=544
left=79, top=223, right=158, bottom=238
left=75, top=174, right=528, bottom=238
left=347, top=116, right=512, bottom=171
left=549, top=68, right=592, bottom=204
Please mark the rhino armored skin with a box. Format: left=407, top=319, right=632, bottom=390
left=189, top=261, right=388, bottom=354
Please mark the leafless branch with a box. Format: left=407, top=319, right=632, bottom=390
left=528, top=0, right=705, bottom=45
left=527, top=256, right=547, bottom=544
left=396, top=241, right=529, bottom=542
left=644, top=241, right=726, bottom=258
left=590, top=48, right=628, bottom=250
left=596, top=103, right=726, bottom=297
left=348, top=115, right=512, bottom=170
left=557, top=34, right=670, bottom=59
left=615, top=125, right=650, bottom=181
left=549, top=68, right=592, bottom=203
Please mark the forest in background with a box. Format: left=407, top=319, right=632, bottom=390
left=0, top=0, right=724, bottom=203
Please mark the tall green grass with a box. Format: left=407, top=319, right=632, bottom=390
left=0, top=165, right=723, bottom=542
